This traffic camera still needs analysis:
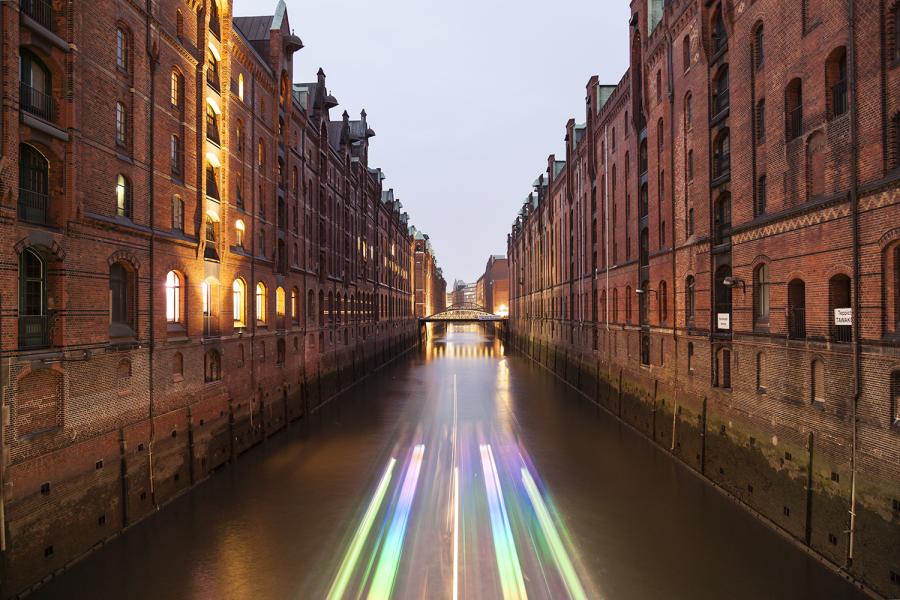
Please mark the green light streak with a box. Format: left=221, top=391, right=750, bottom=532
left=520, top=468, right=588, bottom=600
left=367, top=444, right=425, bottom=600
left=326, top=458, right=396, bottom=600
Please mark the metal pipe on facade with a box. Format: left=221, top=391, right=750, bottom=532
left=146, top=0, right=159, bottom=507
left=846, top=0, right=861, bottom=568
left=666, top=27, right=679, bottom=451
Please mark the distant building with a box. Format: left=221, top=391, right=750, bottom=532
left=481, top=255, right=509, bottom=315
left=412, top=229, right=446, bottom=317
left=450, top=279, right=476, bottom=306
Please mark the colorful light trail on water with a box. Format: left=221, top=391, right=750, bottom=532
left=326, top=458, right=396, bottom=600
left=480, top=444, right=528, bottom=600
left=521, top=467, right=589, bottom=600
left=367, top=444, right=426, bottom=600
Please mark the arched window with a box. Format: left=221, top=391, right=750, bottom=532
left=232, top=278, right=246, bottom=325
left=754, top=23, right=764, bottom=70
left=714, top=192, right=731, bottom=244
left=115, top=101, right=127, bottom=147
left=785, top=78, right=803, bottom=140
left=328, top=291, right=334, bottom=323
left=712, top=6, right=727, bottom=52
left=894, top=245, right=900, bottom=330
left=752, top=264, right=770, bottom=326
left=238, top=73, right=244, bottom=101
left=109, top=262, right=134, bottom=333
left=116, top=174, right=132, bottom=218
left=18, top=144, right=49, bottom=224
left=206, top=47, right=220, bottom=90
left=639, top=139, right=648, bottom=174
left=18, top=248, right=49, bottom=348
left=258, top=138, right=265, bottom=168
left=713, top=66, right=730, bottom=116
left=829, top=274, right=852, bottom=342
left=756, top=174, right=767, bottom=217
left=613, top=288, right=619, bottom=323
left=307, top=289, right=315, bottom=324
left=655, top=69, right=662, bottom=104
left=170, top=69, right=184, bottom=110
left=208, top=0, right=221, bottom=38
left=176, top=10, right=184, bottom=38
left=292, top=288, right=300, bottom=324
left=206, top=102, right=220, bottom=145
left=165, top=271, right=182, bottom=324
left=682, top=35, right=690, bottom=72
left=116, top=27, right=129, bottom=71
left=625, top=286, right=632, bottom=322
left=20, top=49, right=54, bottom=121
left=256, top=281, right=267, bottom=324
left=318, top=290, right=325, bottom=326
left=811, top=359, right=825, bottom=405
left=659, top=280, right=668, bottom=323
left=235, top=219, right=245, bottom=247
left=687, top=341, right=694, bottom=373
left=204, top=350, right=221, bottom=382
left=686, top=275, right=696, bottom=320
left=788, top=278, right=806, bottom=339
left=825, top=46, right=848, bottom=119
left=639, top=183, right=649, bottom=219
left=276, top=286, right=286, bottom=319
left=714, top=347, right=731, bottom=388
left=806, top=132, right=826, bottom=200
left=684, top=92, right=693, bottom=130
left=204, top=214, right=219, bottom=260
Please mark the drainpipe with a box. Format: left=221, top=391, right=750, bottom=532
left=146, top=1, right=159, bottom=507
left=846, top=0, right=861, bottom=568
left=1, top=291, right=5, bottom=552
left=604, top=125, right=610, bottom=330
left=666, top=29, right=679, bottom=450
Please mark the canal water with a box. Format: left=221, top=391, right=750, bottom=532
left=32, top=324, right=867, bottom=599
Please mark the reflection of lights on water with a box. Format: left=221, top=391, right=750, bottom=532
left=520, top=467, right=589, bottom=600
left=327, top=458, right=396, bottom=600
left=368, top=445, right=425, bottom=599
left=480, top=444, right=528, bottom=600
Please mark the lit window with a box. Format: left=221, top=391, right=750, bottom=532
left=256, top=282, right=267, bottom=323
left=201, top=280, right=211, bottom=315
left=116, top=174, right=131, bottom=218
left=238, top=73, right=244, bottom=101
left=276, top=286, right=286, bottom=317
left=232, top=279, right=246, bottom=325
left=165, top=271, right=181, bottom=323
left=235, top=219, right=245, bottom=247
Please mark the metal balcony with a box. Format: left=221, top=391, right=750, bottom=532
left=20, top=0, right=52, bottom=30
left=20, top=81, right=56, bottom=122
left=19, top=315, right=49, bottom=349
left=18, top=187, right=49, bottom=224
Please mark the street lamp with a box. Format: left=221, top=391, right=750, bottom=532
left=722, top=276, right=746, bottom=293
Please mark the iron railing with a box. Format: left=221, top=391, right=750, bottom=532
left=20, top=81, right=56, bottom=122
left=18, top=187, right=49, bottom=224
left=19, top=315, right=49, bottom=349
left=20, top=0, right=52, bottom=30
left=831, top=80, right=848, bottom=117
left=714, top=152, right=731, bottom=179
left=788, top=307, right=806, bottom=339
left=786, top=106, right=803, bottom=140
left=830, top=323, right=852, bottom=343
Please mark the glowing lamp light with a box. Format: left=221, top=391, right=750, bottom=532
left=496, top=305, right=509, bottom=317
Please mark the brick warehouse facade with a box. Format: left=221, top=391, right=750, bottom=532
left=412, top=228, right=447, bottom=318
left=0, top=0, right=431, bottom=595
left=508, top=0, right=899, bottom=596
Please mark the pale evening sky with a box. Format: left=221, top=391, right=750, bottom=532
left=234, top=0, right=630, bottom=284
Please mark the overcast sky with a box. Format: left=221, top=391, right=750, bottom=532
left=235, top=0, right=630, bottom=284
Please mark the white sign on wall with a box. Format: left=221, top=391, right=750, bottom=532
left=834, top=308, right=852, bottom=326
left=717, top=313, right=730, bottom=330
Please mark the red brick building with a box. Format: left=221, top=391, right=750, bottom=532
left=412, top=229, right=446, bottom=317
left=508, top=0, right=900, bottom=596
left=480, top=255, right=509, bottom=316
left=0, top=0, right=423, bottom=594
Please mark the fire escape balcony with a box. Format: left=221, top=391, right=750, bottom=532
left=20, top=0, right=52, bottom=30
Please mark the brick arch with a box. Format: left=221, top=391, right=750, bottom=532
left=14, top=365, right=64, bottom=436
left=14, top=232, right=65, bottom=261
left=750, top=254, right=773, bottom=269
left=108, top=250, right=141, bottom=271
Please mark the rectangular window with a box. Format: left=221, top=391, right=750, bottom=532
left=116, top=102, right=127, bottom=147
left=172, top=197, right=183, bottom=231
left=170, top=134, right=181, bottom=175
